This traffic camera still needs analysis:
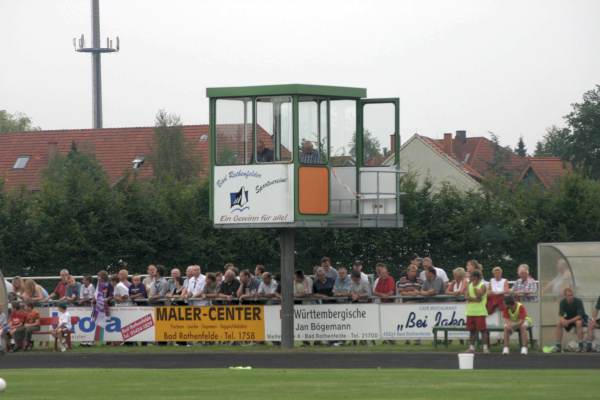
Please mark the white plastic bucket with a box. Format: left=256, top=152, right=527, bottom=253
left=458, top=353, right=474, bottom=370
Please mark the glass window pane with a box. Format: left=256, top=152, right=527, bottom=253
left=299, top=98, right=327, bottom=164
left=13, top=156, right=30, bottom=169
left=256, top=96, right=292, bottom=163
left=215, top=98, right=253, bottom=165
left=330, top=100, right=356, bottom=167
left=363, top=103, right=395, bottom=166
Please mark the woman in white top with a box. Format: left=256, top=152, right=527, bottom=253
left=487, top=266, right=508, bottom=314
left=447, top=267, right=468, bottom=297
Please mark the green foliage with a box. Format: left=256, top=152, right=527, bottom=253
left=0, top=110, right=39, bottom=133
left=485, top=132, right=513, bottom=180
left=515, top=136, right=527, bottom=157
left=534, top=126, right=571, bottom=158
left=348, top=130, right=382, bottom=161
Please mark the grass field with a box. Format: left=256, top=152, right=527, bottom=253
left=0, top=369, right=599, bottom=399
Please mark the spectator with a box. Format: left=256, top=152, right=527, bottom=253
left=312, top=267, right=335, bottom=298
left=183, top=265, right=206, bottom=303
left=113, top=273, right=131, bottom=305
left=502, top=296, right=532, bottom=355
left=237, top=270, right=260, bottom=301
left=143, top=264, right=157, bottom=294
left=63, top=276, right=81, bottom=304
left=118, top=269, right=131, bottom=288
left=52, top=304, right=72, bottom=352
left=129, top=275, right=147, bottom=301
left=333, top=267, right=351, bottom=297
left=148, top=266, right=169, bottom=304
left=256, top=139, right=274, bottom=162
left=49, top=269, right=70, bottom=300
left=107, top=275, right=119, bottom=303
left=553, top=287, right=587, bottom=352
left=487, top=266, right=509, bottom=314
left=255, top=265, right=266, bottom=282
left=397, top=265, right=423, bottom=297
left=166, top=276, right=185, bottom=304
left=22, top=279, right=47, bottom=303
left=0, top=306, right=8, bottom=353
left=79, top=275, right=95, bottom=306
left=8, top=302, right=26, bottom=352
left=373, top=264, right=395, bottom=302
left=215, top=271, right=224, bottom=285
left=20, top=301, right=40, bottom=351
left=352, top=260, right=370, bottom=284
left=512, top=264, right=538, bottom=302
left=585, top=293, right=600, bottom=352
left=372, top=263, right=384, bottom=288
left=420, top=267, right=445, bottom=297
left=320, top=257, right=338, bottom=280
left=293, top=270, right=312, bottom=298
left=258, top=272, right=278, bottom=298
left=447, top=267, right=467, bottom=297
left=168, top=268, right=182, bottom=293
left=419, top=257, right=449, bottom=283
left=10, top=276, right=25, bottom=301
left=218, top=270, right=241, bottom=302
left=542, top=258, right=573, bottom=298
left=465, top=270, right=489, bottom=353
left=349, top=270, right=371, bottom=302
left=201, top=273, right=220, bottom=302
left=300, top=140, right=322, bottom=164
left=182, top=266, right=194, bottom=292
left=223, top=262, right=237, bottom=274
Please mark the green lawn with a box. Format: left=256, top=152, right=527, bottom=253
left=0, top=369, right=598, bottom=399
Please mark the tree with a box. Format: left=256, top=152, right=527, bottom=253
left=0, top=110, right=39, bottom=133
left=515, top=136, right=527, bottom=157
left=534, top=125, right=571, bottom=158
left=150, top=110, right=201, bottom=182
left=486, top=132, right=512, bottom=180
left=348, top=130, right=382, bottom=161
left=564, top=85, right=600, bottom=179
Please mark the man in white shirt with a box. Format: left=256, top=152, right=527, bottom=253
left=185, top=265, right=206, bottom=305
left=352, top=260, right=370, bottom=284
left=258, top=272, right=278, bottom=297
left=419, top=257, right=449, bottom=283
left=113, top=280, right=131, bottom=305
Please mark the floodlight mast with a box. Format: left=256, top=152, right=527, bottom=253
left=73, top=0, right=119, bottom=129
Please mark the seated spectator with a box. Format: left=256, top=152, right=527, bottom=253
left=373, top=264, right=395, bottom=302
left=129, top=275, right=147, bottom=300
left=502, top=296, right=532, bottom=355
left=333, top=267, right=351, bottom=297
left=79, top=275, right=95, bottom=305
left=349, top=270, right=371, bottom=302
left=168, top=268, right=181, bottom=293
left=512, top=264, right=538, bottom=302
left=351, top=260, right=370, bottom=284
left=321, top=257, right=338, bottom=280
left=312, top=267, right=335, bottom=298
left=201, top=273, right=220, bottom=302
left=218, top=270, right=241, bottom=302
left=258, top=272, right=278, bottom=298
left=487, top=266, right=509, bottom=314
left=419, top=267, right=445, bottom=297
left=446, top=267, right=467, bottom=297
left=553, top=287, right=587, bottom=352
left=585, top=294, right=600, bottom=352
left=8, top=302, right=27, bottom=351
left=255, top=265, right=266, bottom=283
left=148, top=266, right=169, bottom=304
left=52, top=304, right=72, bottom=352
left=49, top=269, right=70, bottom=300
left=419, top=257, right=449, bottom=283
left=22, top=279, right=47, bottom=303
left=113, top=274, right=131, bottom=305
left=397, top=265, right=423, bottom=297
left=293, top=270, right=312, bottom=298
left=20, top=301, right=40, bottom=351
left=63, top=276, right=81, bottom=304
left=237, top=270, right=260, bottom=301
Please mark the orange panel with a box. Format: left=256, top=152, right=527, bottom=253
left=299, top=166, right=329, bottom=215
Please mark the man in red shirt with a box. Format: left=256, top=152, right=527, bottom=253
left=8, top=303, right=27, bottom=351
left=373, top=263, right=395, bottom=303
left=21, top=302, right=41, bottom=350
left=50, top=269, right=70, bottom=300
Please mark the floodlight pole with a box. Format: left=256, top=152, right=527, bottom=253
left=279, top=228, right=295, bottom=349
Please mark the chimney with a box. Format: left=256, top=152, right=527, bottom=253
left=48, top=142, right=59, bottom=160
left=443, top=133, right=453, bottom=155
left=390, top=134, right=396, bottom=154
left=456, top=130, right=467, bottom=144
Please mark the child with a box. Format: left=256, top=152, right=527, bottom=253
left=79, top=275, right=95, bottom=306
left=52, top=304, right=72, bottom=352
left=128, top=275, right=147, bottom=301
left=465, top=270, right=490, bottom=353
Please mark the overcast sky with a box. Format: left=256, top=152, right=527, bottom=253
left=1, top=0, right=599, bottom=150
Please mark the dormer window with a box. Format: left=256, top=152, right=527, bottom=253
left=13, top=156, right=30, bottom=169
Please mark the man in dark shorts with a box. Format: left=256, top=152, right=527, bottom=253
left=553, top=287, right=587, bottom=352
left=585, top=295, right=599, bottom=352
left=465, top=270, right=489, bottom=353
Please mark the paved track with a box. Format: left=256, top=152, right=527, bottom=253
left=1, top=352, right=599, bottom=369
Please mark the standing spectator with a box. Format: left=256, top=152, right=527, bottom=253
left=349, top=270, right=371, bottom=302
left=585, top=294, right=600, bottom=352
left=293, top=270, right=312, bottom=298
left=447, top=267, right=468, bottom=297
left=107, top=276, right=119, bottom=304
left=313, top=267, right=335, bottom=298
left=351, top=260, right=370, bottom=284
left=168, top=268, right=182, bottom=293
left=129, top=275, right=147, bottom=301
left=258, top=272, right=278, bottom=299
left=147, top=266, right=169, bottom=304
left=465, top=259, right=484, bottom=282
left=419, top=257, right=449, bottom=283
left=215, top=271, right=224, bottom=285
left=218, top=270, right=241, bottom=302
left=237, top=270, right=260, bottom=301
left=201, top=273, right=220, bottom=303
left=166, top=277, right=185, bottom=305
left=487, top=266, right=509, bottom=314
left=397, top=265, right=423, bottom=297
left=143, top=264, right=157, bottom=294
left=22, top=279, right=47, bottom=303
left=182, top=266, right=194, bottom=293
left=502, top=296, right=532, bottom=355
left=118, top=269, right=131, bottom=288
left=49, top=269, right=70, bottom=300
left=320, top=257, right=338, bottom=280
left=113, top=274, right=131, bottom=305
left=79, top=275, right=95, bottom=306
left=20, top=301, right=40, bottom=351
left=333, top=267, right=351, bottom=297
left=52, top=304, right=72, bottom=352
left=185, top=265, right=206, bottom=305
left=255, top=265, right=266, bottom=283
left=373, top=264, right=395, bottom=302
left=553, top=287, right=587, bottom=352
left=419, top=267, right=445, bottom=297
left=63, top=276, right=81, bottom=304
left=465, top=270, right=489, bottom=353
left=10, top=277, right=25, bottom=301
left=512, top=264, right=538, bottom=302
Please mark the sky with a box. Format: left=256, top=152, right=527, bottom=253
left=1, top=0, right=599, bottom=151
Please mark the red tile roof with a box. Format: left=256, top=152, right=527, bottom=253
left=518, top=157, right=572, bottom=188
left=417, top=135, right=484, bottom=180
left=0, top=126, right=210, bottom=191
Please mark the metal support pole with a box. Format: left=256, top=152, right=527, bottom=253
left=279, top=228, right=295, bottom=349
left=91, top=0, right=103, bottom=128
